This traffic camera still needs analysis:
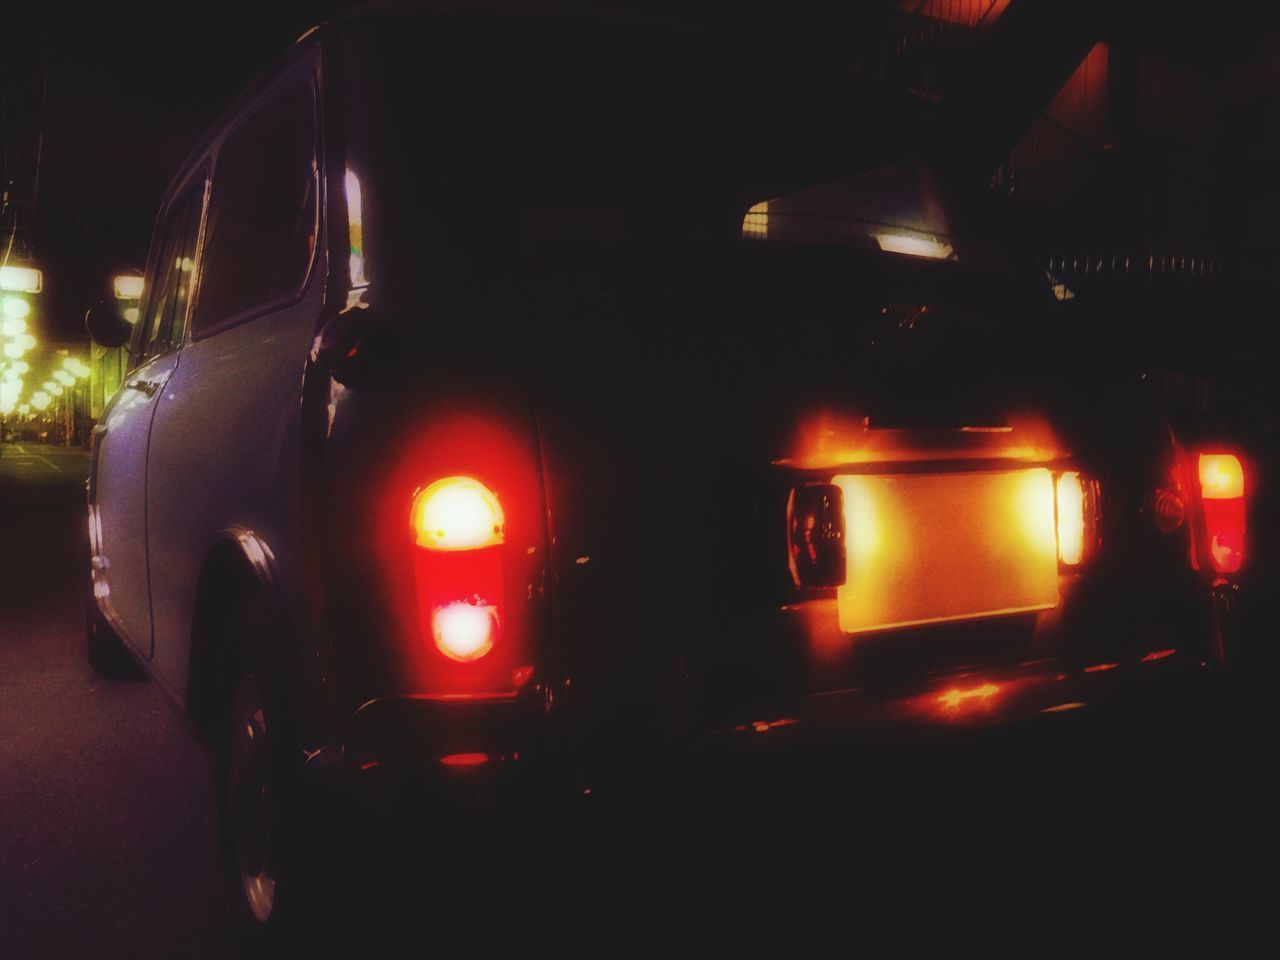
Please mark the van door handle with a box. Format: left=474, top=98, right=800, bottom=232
left=126, top=378, right=160, bottom=397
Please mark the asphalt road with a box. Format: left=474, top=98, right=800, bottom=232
left=1, top=445, right=231, bottom=959
left=1, top=441, right=1273, bottom=955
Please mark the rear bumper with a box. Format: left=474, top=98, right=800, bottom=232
left=699, top=645, right=1209, bottom=748
left=317, top=642, right=1212, bottom=807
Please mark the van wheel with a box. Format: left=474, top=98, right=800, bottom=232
left=216, top=594, right=321, bottom=950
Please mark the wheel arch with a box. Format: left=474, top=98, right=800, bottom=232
left=185, top=528, right=286, bottom=738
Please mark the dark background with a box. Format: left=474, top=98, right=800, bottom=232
left=9, top=0, right=1280, bottom=352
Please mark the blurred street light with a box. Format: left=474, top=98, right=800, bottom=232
left=113, top=275, right=144, bottom=300
left=0, top=265, right=42, bottom=293
left=1, top=295, right=31, bottom=320
left=31, top=392, right=50, bottom=411
left=53, top=370, right=75, bottom=387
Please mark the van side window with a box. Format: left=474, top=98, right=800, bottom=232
left=190, top=78, right=317, bottom=336
left=133, top=180, right=205, bottom=365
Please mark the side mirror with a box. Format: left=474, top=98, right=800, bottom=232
left=85, top=301, right=133, bottom=349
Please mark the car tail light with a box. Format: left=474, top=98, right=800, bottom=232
left=431, top=601, right=499, bottom=662
left=412, top=476, right=505, bottom=550
left=787, top=484, right=846, bottom=588
left=1055, top=471, right=1099, bottom=567
left=411, top=477, right=505, bottom=663
left=1198, top=453, right=1245, bottom=573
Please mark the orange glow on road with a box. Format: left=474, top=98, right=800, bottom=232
left=1083, top=662, right=1118, bottom=674
left=1141, top=649, right=1176, bottom=662
left=751, top=717, right=799, bottom=733
left=937, top=683, right=1000, bottom=709
left=412, top=476, right=505, bottom=550
left=1040, top=701, right=1087, bottom=714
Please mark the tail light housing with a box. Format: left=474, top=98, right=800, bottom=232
left=1054, top=470, right=1100, bottom=567
left=411, top=477, right=506, bottom=668
left=1197, top=453, right=1246, bottom=574
left=786, top=483, right=846, bottom=588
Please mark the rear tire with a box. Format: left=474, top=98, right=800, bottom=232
left=215, top=592, right=325, bottom=953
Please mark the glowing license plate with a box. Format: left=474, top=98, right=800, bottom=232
left=832, top=468, right=1059, bottom=635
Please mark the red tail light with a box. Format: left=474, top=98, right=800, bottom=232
left=432, top=601, right=499, bottom=662
left=412, top=476, right=505, bottom=550
left=1198, top=453, right=1246, bottom=574
left=411, top=477, right=505, bottom=664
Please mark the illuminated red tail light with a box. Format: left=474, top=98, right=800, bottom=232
left=412, top=476, right=505, bottom=550
left=1198, top=453, right=1246, bottom=574
left=411, top=477, right=505, bottom=663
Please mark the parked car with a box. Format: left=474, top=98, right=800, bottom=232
left=83, top=1, right=1251, bottom=943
